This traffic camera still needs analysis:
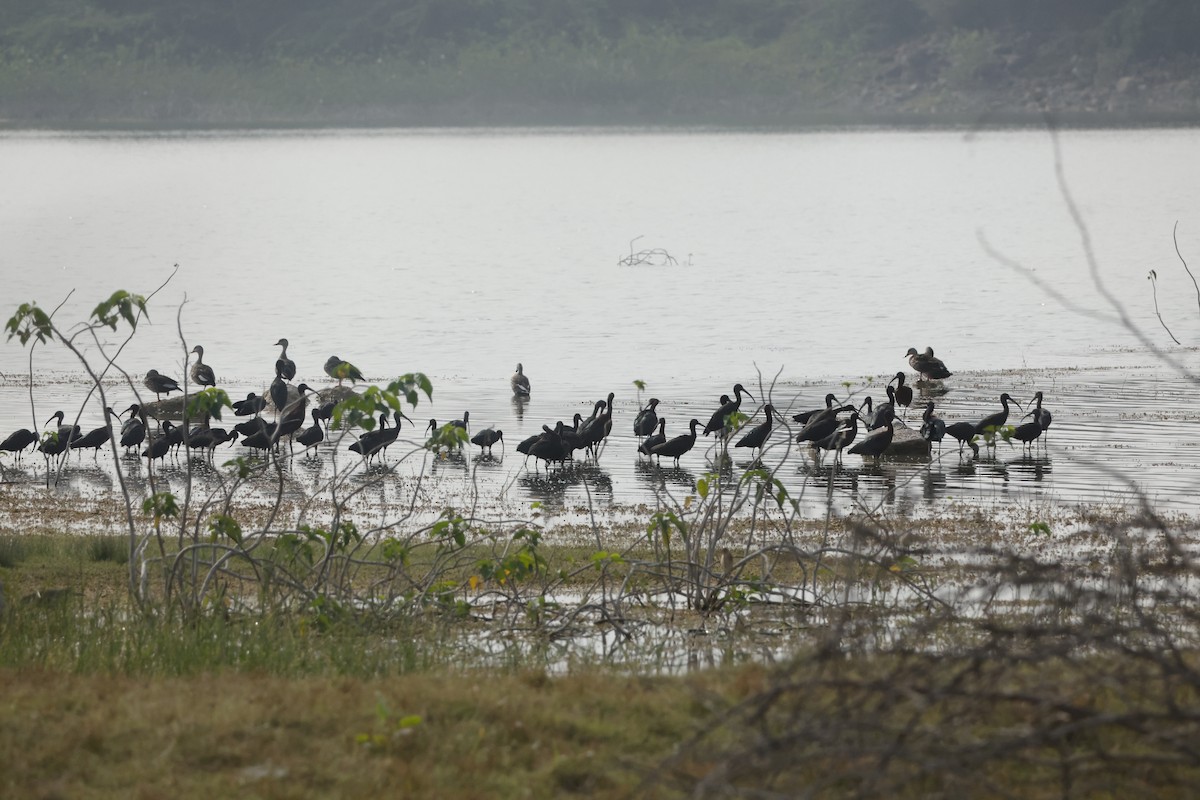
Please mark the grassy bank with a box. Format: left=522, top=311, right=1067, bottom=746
left=5, top=514, right=1200, bottom=796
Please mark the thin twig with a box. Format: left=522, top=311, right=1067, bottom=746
left=1148, top=270, right=1181, bottom=344
left=1172, top=220, right=1200, bottom=319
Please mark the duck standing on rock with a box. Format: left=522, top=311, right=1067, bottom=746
left=324, top=355, right=364, bottom=386
left=190, top=345, right=216, bottom=388
left=144, top=369, right=181, bottom=401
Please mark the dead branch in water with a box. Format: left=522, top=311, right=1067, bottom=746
left=618, top=235, right=678, bottom=267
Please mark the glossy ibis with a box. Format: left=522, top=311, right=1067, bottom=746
left=580, top=394, right=614, bottom=458
left=634, top=398, right=660, bottom=437
left=295, top=408, right=324, bottom=454
left=974, top=393, right=1020, bottom=446
left=324, top=355, right=363, bottom=386
left=511, top=363, right=531, bottom=397
left=944, top=421, right=979, bottom=457
left=0, top=427, right=37, bottom=462
left=69, top=408, right=117, bottom=457
left=797, top=404, right=856, bottom=445
left=735, top=404, right=776, bottom=457
left=233, top=392, right=266, bottom=417
left=919, top=402, right=946, bottom=453
left=44, top=411, right=81, bottom=448
left=638, top=418, right=667, bottom=461
left=1025, top=391, right=1053, bottom=446
left=863, top=385, right=896, bottom=431
left=144, top=369, right=181, bottom=400
left=119, top=406, right=146, bottom=453
left=651, top=418, right=703, bottom=466
left=269, top=374, right=289, bottom=418
left=274, top=338, right=296, bottom=381
left=793, top=393, right=836, bottom=425
left=528, top=422, right=569, bottom=470
left=890, top=372, right=913, bottom=417
left=351, top=412, right=404, bottom=461
left=1012, top=417, right=1045, bottom=450
left=813, top=412, right=859, bottom=464
left=189, top=345, right=216, bottom=388
left=142, top=421, right=175, bottom=462
left=906, top=347, right=952, bottom=381
left=471, top=428, right=504, bottom=454
left=704, top=384, right=753, bottom=436
left=849, top=418, right=894, bottom=461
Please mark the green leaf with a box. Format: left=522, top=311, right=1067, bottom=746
left=209, top=514, right=243, bottom=545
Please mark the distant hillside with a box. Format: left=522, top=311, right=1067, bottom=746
left=2, top=0, right=1198, bottom=125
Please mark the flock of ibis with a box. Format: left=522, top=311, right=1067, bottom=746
left=0, top=341, right=1053, bottom=474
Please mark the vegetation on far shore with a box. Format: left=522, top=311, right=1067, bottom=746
left=3, top=0, right=1200, bottom=125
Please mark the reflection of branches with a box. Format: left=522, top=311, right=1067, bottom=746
left=618, top=235, right=678, bottom=267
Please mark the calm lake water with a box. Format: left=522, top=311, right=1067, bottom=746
left=1, top=127, right=1199, bottom=521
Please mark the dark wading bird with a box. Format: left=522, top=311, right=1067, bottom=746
left=189, top=345, right=216, bottom=388
left=233, top=392, right=267, bottom=417
left=0, top=427, right=38, bottom=462
left=559, top=413, right=585, bottom=458
left=735, top=405, right=776, bottom=459
left=863, top=385, right=896, bottom=431
left=813, top=412, right=859, bottom=465
left=634, top=398, right=660, bottom=437
left=919, top=402, right=946, bottom=453
left=144, top=369, right=181, bottom=401
left=906, top=347, right=952, bottom=381
left=528, top=422, right=569, bottom=470
left=119, top=405, right=146, bottom=453
left=638, top=418, right=667, bottom=461
left=944, top=420, right=980, bottom=457
left=580, top=394, right=614, bottom=458
left=351, top=412, right=405, bottom=462
left=890, top=372, right=913, bottom=417
left=295, top=409, right=325, bottom=454
left=1012, top=416, right=1046, bottom=451
left=849, top=418, right=894, bottom=462
left=797, top=405, right=857, bottom=445
left=704, top=384, right=753, bottom=437
left=274, top=338, right=296, bottom=382
left=142, top=421, right=175, bottom=462
left=511, top=363, right=531, bottom=398
left=269, top=373, right=290, bottom=418
left=69, top=407, right=118, bottom=458
left=324, top=355, right=364, bottom=386
left=187, top=427, right=238, bottom=459
left=43, top=410, right=82, bottom=453
left=471, top=428, right=504, bottom=455
left=793, top=393, right=837, bottom=425
left=1025, top=391, right=1053, bottom=446
left=975, top=393, right=1021, bottom=447
left=652, top=418, right=703, bottom=467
